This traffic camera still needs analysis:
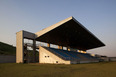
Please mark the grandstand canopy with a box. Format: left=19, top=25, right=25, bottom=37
left=35, top=16, right=105, bottom=50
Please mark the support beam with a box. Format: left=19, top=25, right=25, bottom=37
left=33, top=40, right=36, bottom=62
left=24, top=44, right=29, bottom=63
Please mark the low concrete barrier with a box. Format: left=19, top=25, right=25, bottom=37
left=0, top=55, right=16, bottom=63
left=109, top=57, right=116, bottom=61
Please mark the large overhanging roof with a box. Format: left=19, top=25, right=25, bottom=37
left=35, top=16, right=105, bottom=50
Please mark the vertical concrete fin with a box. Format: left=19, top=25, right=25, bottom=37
left=16, top=31, right=24, bottom=63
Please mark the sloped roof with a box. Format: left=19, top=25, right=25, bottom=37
left=35, top=16, right=105, bottom=50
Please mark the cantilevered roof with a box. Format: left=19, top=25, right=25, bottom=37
left=35, top=16, right=105, bottom=50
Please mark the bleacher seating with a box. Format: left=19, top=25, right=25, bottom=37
left=43, top=47, right=98, bottom=63
left=44, top=47, right=70, bottom=60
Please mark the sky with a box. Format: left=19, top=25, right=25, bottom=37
left=0, top=0, right=116, bottom=57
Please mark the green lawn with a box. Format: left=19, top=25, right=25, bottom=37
left=0, top=62, right=116, bottom=77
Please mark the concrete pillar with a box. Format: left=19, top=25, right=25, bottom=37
left=78, top=50, right=86, bottom=53
left=67, top=47, right=70, bottom=51
left=61, top=46, right=63, bottom=50
left=58, top=46, right=63, bottom=49
left=33, top=40, right=36, bottom=62
left=16, top=30, right=36, bottom=63
left=58, top=45, right=60, bottom=49
left=68, top=48, right=70, bottom=51
left=78, top=50, right=81, bottom=52
left=82, top=50, right=86, bottom=53
left=16, top=31, right=24, bottom=63
left=47, top=43, right=50, bottom=47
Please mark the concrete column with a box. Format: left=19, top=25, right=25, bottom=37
left=82, top=50, right=86, bottom=53
left=16, top=30, right=36, bottom=63
left=68, top=48, right=70, bottom=51
left=33, top=40, right=36, bottom=62
left=47, top=43, right=50, bottom=47
left=58, top=46, right=63, bottom=49
left=67, top=47, right=70, bottom=51
left=78, top=50, right=81, bottom=52
left=24, top=44, right=28, bottom=63
left=16, top=31, right=24, bottom=63
left=58, top=45, right=60, bottom=49
left=61, top=46, right=63, bottom=50
left=78, top=50, right=86, bottom=53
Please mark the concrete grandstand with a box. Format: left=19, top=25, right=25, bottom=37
left=16, top=16, right=105, bottom=64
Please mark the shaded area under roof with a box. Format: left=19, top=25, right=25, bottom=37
left=35, top=16, right=105, bottom=50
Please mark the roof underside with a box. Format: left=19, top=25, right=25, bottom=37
left=35, top=17, right=105, bottom=50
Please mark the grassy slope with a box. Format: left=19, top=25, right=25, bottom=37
left=0, top=62, right=116, bottom=77
left=0, top=42, right=16, bottom=55
left=0, top=41, right=38, bottom=56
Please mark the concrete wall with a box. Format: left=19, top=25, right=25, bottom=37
left=0, top=55, right=16, bottom=63
left=39, top=46, right=70, bottom=64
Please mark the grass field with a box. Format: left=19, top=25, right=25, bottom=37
left=0, top=62, right=116, bottom=77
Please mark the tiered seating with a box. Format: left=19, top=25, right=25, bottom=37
left=78, top=53, right=92, bottom=59
left=44, top=47, right=70, bottom=60
left=43, top=47, right=98, bottom=63
left=62, top=50, right=80, bottom=59
left=70, top=51, right=88, bottom=61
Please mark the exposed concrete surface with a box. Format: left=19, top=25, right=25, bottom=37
left=16, top=31, right=23, bottom=63
left=39, top=46, right=70, bottom=64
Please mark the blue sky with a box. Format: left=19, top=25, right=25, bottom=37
left=0, top=0, right=116, bottom=57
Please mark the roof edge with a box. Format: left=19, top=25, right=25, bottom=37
left=35, top=16, right=73, bottom=37
left=72, top=17, right=105, bottom=46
